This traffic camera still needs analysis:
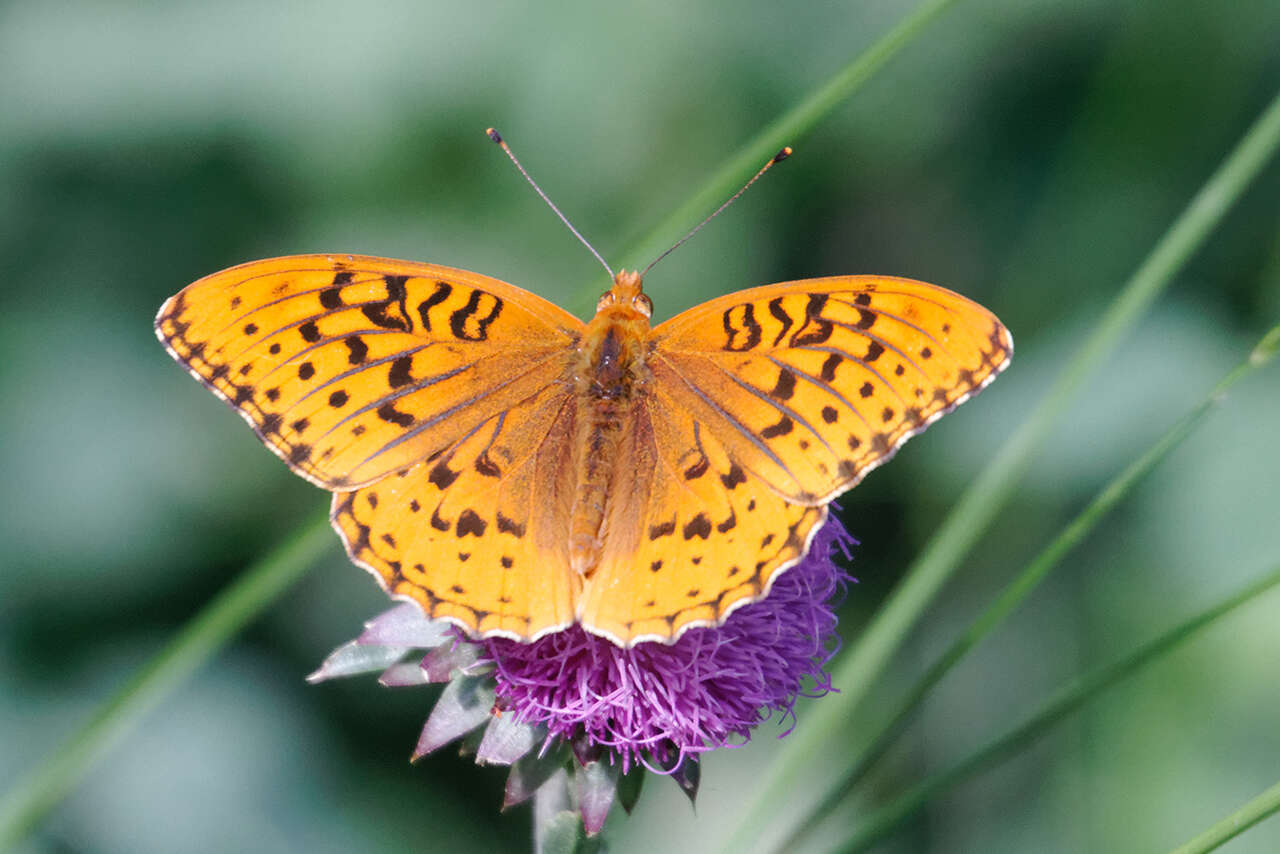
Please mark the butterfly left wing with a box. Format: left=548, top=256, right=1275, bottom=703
left=155, top=254, right=584, bottom=490
left=647, top=276, right=1012, bottom=505
left=332, top=380, right=583, bottom=641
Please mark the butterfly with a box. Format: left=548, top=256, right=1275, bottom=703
left=156, top=139, right=1011, bottom=647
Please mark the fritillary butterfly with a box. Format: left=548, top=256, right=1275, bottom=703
left=156, top=147, right=1011, bottom=647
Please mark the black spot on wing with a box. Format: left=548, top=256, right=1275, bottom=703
left=770, top=369, right=797, bottom=401
left=429, top=459, right=459, bottom=490
left=682, top=513, right=712, bottom=540
left=684, top=455, right=709, bottom=480
left=820, top=353, right=841, bottom=382
left=344, top=335, right=368, bottom=364
left=649, top=516, right=677, bottom=540
left=761, top=415, right=793, bottom=438
left=376, top=402, right=414, bottom=427
left=319, top=288, right=344, bottom=309
left=388, top=356, right=413, bottom=388
left=456, top=509, right=487, bottom=537
left=496, top=513, right=525, bottom=536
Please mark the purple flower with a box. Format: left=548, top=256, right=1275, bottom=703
left=310, top=516, right=854, bottom=837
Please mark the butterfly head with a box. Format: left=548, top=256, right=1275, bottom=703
left=596, top=270, right=653, bottom=320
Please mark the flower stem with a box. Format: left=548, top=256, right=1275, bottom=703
left=0, top=512, right=333, bottom=849
left=784, top=320, right=1280, bottom=850
left=1166, top=779, right=1280, bottom=854
left=830, top=559, right=1280, bottom=853
left=720, top=84, right=1280, bottom=854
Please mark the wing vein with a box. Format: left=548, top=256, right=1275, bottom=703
left=651, top=351, right=796, bottom=478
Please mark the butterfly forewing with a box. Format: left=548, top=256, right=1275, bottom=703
left=333, top=381, right=581, bottom=640
left=156, top=255, right=584, bottom=490
left=649, top=276, right=1012, bottom=505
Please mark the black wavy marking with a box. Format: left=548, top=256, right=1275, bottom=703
left=767, top=296, right=793, bottom=346
left=721, top=303, right=763, bottom=351
left=449, top=289, right=504, bottom=341
left=789, top=294, right=835, bottom=346
left=416, top=281, right=453, bottom=331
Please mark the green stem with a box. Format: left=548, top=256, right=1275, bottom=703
left=0, top=512, right=333, bottom=848
left=1166, top=779, right=1280, bottom=854
left=608, top=0, right=964, bottom=277
left=832, top=560, right=1280, bottom=853
left=782, top=321, right=1280, bottom=849
left=720, top=84, right=1280, bottom=854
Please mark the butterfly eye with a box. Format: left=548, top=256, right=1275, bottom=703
left=596, top=292, right=616, bottom=313
left=634, top=293, right=653, bottom=318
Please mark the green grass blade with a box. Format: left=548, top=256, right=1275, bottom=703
left=719, top=85, right=1280, bottom=854
left=605, top=0, right=963, bottom=279
left=0, top=512, right=333, bottom=848
left=1166, top=779, right=1280, bottom=854
left=783, top=320, right=1280, bottom=849
left=829, top=559, right=1280, bottom=853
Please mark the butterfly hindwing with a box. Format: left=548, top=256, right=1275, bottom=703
left=156, top=254, right=584, bottom=489
left=649, top=276, right=1012, bottom=504
left=332, top=380, right=582, bottom=640
left=579, top=392, right=824, bottom=644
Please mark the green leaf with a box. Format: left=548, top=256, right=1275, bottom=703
left=412, top=674, right=496, bottom=759
left=615, top=768, right=646, bottom=815
left=506, top=746, right=571, bottom=809
left=576, top=759, right=621, bottom=835
left=537, top=812, right=589, bottom=854
left=306, top=639, right=411, bottom=683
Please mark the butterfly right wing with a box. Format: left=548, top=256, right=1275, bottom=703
left=155, top=254, right=585, bottom=490
left=648, top=276, right=1011, bottom=504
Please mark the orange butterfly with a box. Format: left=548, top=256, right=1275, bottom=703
left=156, top=137, right=1011, bottom=647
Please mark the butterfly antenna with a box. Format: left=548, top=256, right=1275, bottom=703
left=486, top=128, right=615, bottom=279
left=640, top=146, right=792, bottom=279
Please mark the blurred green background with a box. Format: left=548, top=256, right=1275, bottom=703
left=2, top=0, right=1279, bottom=851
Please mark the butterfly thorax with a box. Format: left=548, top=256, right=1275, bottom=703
left=567, top=272, right=653, bottom=578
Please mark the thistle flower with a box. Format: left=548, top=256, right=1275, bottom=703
left=309, top=516, right=854, bottom=839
